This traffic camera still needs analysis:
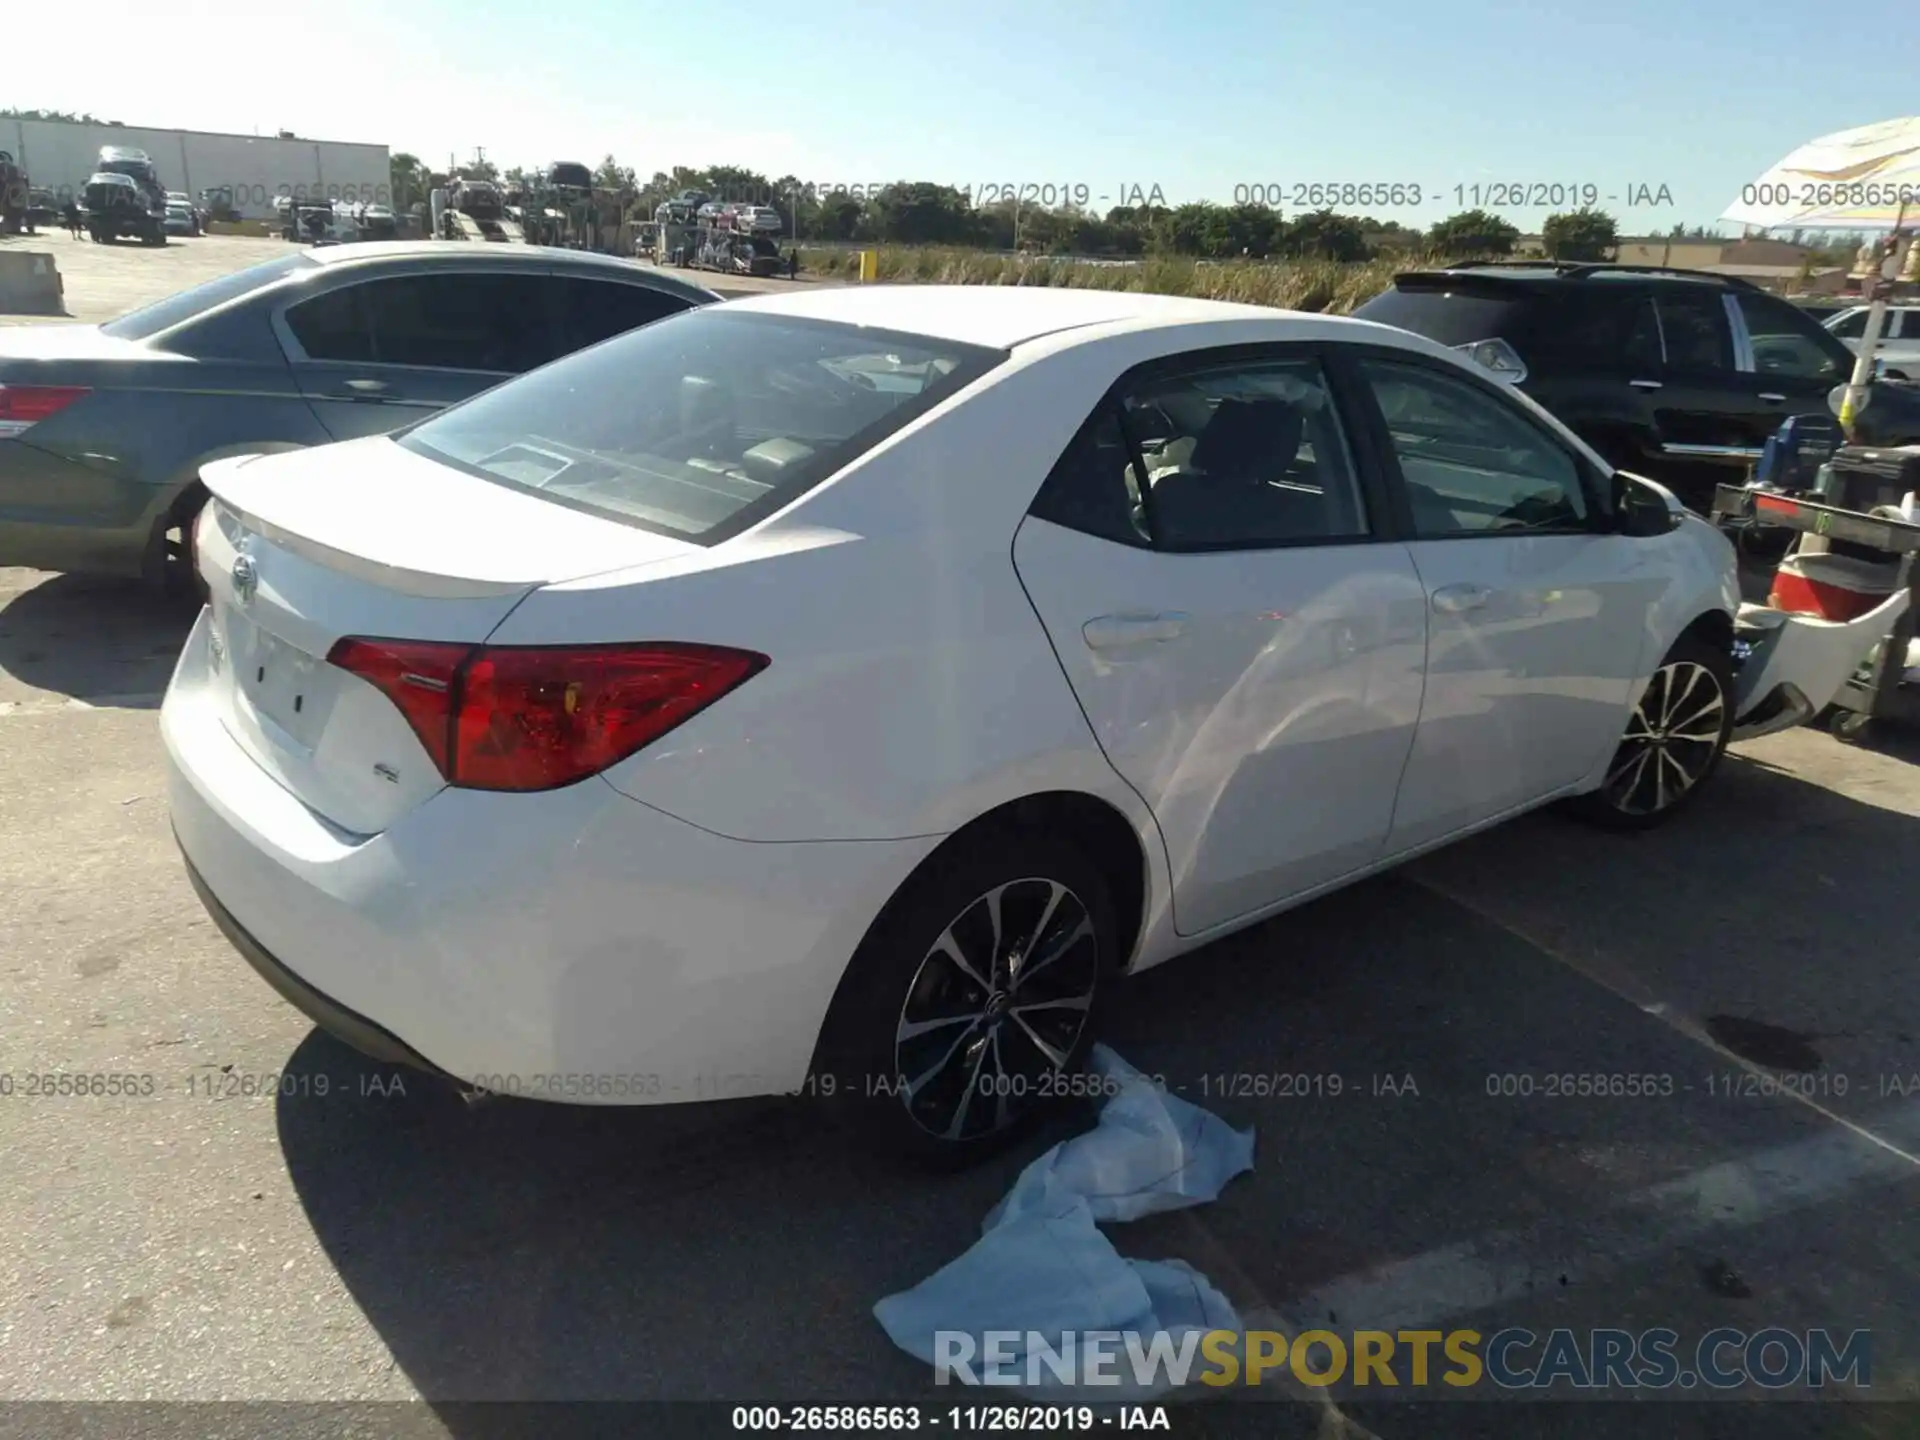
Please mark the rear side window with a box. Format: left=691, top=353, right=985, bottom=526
left=397, top=309, right=1006, bottom=544
left=555, top=278, right=694, bottom=352
left=1030, top=406, right=1150, bottom=547
left=1653, top=291, right=1731, bottom=371
left=1351, top=285, right=1531, bottom=349
left=286, top=273, right=561, bottom=373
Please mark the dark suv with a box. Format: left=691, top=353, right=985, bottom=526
left=1352, top=262, right=1912, bottom=511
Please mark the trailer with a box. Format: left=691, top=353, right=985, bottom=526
left=688, top=211, right=784, bottom=276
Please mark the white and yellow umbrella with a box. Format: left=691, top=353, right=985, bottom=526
left=1721, top=116, right=1920, bottom=231
left=1723, top=118, right=1920, bottom=435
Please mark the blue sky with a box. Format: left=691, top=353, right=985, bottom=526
left=17, top=0, right=1920, bottom=233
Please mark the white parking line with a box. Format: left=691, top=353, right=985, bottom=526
left=1271, top=1099, right=1920, bottom=1334
left=0, top=692, right=165, bottom=717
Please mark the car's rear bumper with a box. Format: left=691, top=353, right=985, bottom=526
left=176, top=844, right=450, bottom=1076
left=163, top=621, right=940, bottom=1102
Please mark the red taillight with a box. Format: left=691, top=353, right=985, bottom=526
left=326, top=638, right=468, bottom=776
left=327, top=638, right=768, bottom=792
left=0, top=384, right=91, bottom=438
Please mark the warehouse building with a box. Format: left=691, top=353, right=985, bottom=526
left=3, top=117, right=390, bottom=220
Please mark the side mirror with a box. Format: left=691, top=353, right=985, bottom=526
left=1615, top=469, right=1685, bottom=536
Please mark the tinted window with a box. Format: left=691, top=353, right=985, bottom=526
left=398, top=310, right=1005, bottom=544
left=1622, top=297, right=1663, bottom=370
left=1351, top=285, right=1531, bottom=348
left=1119, top=357, right=1367, bottom=547
left=284, top=284, right=376, bottom=363
left=101, top=252, right=317, bottom=340
left=557, top=278, right=692, bottom=352
left=1654, top=291, right=1731, bottom=371
left=1362, top=358, right=1588, bottom=538
left=1737, top=294, right=1846, bottom=380
left=1029, top=405, right=1151, bottom=547
left=285, top=272, right=560, bottom=372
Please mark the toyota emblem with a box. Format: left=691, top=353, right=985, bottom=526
left=231, top=552, right=258, bottom=604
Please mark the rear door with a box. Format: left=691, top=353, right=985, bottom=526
left=1013, top=345, right=1429, bottom=936
left=276, top=268, right=564, bottom=441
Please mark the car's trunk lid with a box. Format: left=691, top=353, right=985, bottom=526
left=0, top=325, right=157, bottom=363
left=194, top=438, right=698, bottom=834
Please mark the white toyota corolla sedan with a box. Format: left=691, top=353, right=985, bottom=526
left=162, top=286, right=1899, bottom=1161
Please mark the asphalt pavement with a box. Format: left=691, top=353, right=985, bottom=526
left=0, top=237, right=1917, bottom=1440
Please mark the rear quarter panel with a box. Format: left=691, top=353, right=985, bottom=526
left=1, top=348, right=326, bottom=573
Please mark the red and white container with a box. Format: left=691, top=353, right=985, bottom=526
left=1769, top=551, right=1902, bottom=622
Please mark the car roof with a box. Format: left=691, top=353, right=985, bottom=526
left=717, top=284, right=1347, bottom=348
left=290, top=243, right=723, bottom=303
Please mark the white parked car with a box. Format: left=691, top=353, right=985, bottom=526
left=161, top=288, right=1897, bottom=1161
left=1825, top=304, right=1920, bottom=373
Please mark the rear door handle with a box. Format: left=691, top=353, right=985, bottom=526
left=1629, top=379, right=1664, bottom=390
left=1759, top=392, right=1787, bottom=403
left=1432, top=583, right=1493, bottom=614
left=331, top=378, right=391, bottom=400
left=1083, top=613, right=1187, bottom=649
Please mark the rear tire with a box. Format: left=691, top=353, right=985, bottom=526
left=160, top=488, right=211, bottom=604
left=1565, top=635, right=1734, bottom=830
left=811, top=829, right=1118, bottom=1168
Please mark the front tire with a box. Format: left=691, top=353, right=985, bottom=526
left=1568, top=636, right=1734, bottom=829
left=811, top=830, right=1117, bottom=1166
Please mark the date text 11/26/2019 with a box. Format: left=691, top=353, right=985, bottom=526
left=1233, top=182, right=1676, bottom=211
left=809, top=183, right=1170, bottom=208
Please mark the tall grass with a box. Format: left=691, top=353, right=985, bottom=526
left=793, top=246, right=1455, bottom=313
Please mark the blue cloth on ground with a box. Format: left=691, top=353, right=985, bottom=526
left=873, top=1045, right=1255, bottom=1400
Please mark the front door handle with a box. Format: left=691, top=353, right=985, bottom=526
left=1432, top=583, right=1493, bottom=614
left=1629, top=379, right=1664, bottom=391
left=1083, top=613, right=1187, bottom=649
left=1759, top=392, right=1787, bottom=403
left=331, top=378, right=390, bottom=400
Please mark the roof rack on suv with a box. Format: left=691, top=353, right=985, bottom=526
left=1440, top=260, right=1762, bottom=291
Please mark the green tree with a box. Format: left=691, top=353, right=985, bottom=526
left=1427, top=209, right=1520, bottom=258
left=1541, top=207, right=1618, bottom=261
left=868, top=182, right=977, bottom=245
left=389, top=153, right=429, bottom=211
left=1280, top=209, right=1371, bottom=261
left=593, top=154, right=635, bottom=192
left=815, top=191, right=864, bottom=241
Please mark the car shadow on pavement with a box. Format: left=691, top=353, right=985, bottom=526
left=0, top=572, right=195, bottom=704
left=272, top=744, right=1920, bottom=1435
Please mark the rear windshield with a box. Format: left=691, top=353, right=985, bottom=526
left=1352, top=284, right=1535, bottom=348
left=102, top=252, right=317, bottom=340
left=397, top=309, right=1006, bottom=544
